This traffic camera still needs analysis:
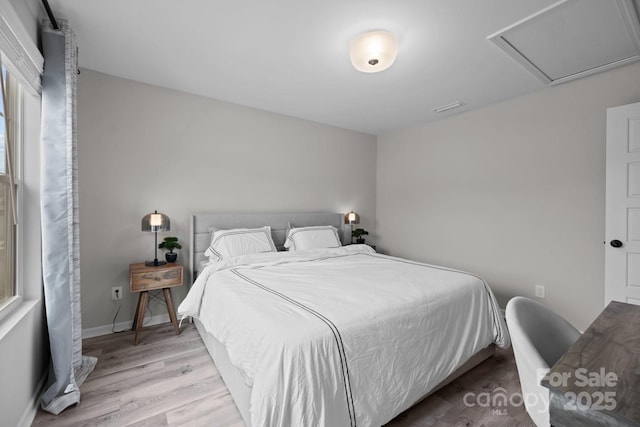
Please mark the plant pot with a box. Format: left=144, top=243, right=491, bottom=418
left=356, top=238, right=365, bottom=244
left=165, top=252, right=178, bottom=263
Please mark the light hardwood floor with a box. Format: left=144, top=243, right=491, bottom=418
left=33, top=323, right=535, bottom=427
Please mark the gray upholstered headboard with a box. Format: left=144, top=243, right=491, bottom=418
left=191, top=212, right=345, bottom=279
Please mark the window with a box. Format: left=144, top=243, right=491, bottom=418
left=0, top=65, right=19, bottom=310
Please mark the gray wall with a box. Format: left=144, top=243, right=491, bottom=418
left=9, top=0, right=40, bottom=42
left=77, top=69, right=377, bottom=329
left=377, top=61, right=640, bottom=330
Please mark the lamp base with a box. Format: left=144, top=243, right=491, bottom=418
left=145, top=260, right=166, bottom=267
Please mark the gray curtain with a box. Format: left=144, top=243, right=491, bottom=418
left=40, top=19, right=96, bottom=415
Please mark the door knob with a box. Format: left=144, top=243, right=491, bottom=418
left=610, top=240, right=623, bottom=248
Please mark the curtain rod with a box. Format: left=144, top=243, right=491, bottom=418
left=41, top=0, right=59, bottom=30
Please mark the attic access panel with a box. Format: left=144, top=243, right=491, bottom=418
left=489, top=0, right=640, bottom=85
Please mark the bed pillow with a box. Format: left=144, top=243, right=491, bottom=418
left=204, top=226, right=277, bottom=261
left=284, top=225, right=342, bottom=251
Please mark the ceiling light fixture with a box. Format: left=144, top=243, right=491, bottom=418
left=349, top=30, right=398, bottom=73
left=434, top=101, right=465, bottom=113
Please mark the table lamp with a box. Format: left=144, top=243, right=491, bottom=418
left=141, top=210, right=170, bottom=266
left=344, top=211, right=360, bottom=244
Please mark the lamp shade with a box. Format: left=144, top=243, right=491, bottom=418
left=349, top=30, right=398, bottom=73
left=141, top=210, right=170, bottom=232
left=344, top=211, right=360, bottom=225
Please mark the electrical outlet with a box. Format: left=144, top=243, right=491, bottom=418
left=111, top=286, right=123, bottom=300
left=535, top=284, right=545, bottom=299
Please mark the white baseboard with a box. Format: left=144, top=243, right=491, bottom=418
left=18, top=371, right=47, bottom=427
left=82, top=313, right=171, bottom=339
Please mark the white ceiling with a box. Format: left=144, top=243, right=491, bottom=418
left=42, top=0, right=636, bottom=135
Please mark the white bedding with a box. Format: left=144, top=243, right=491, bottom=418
left=178, top=245, right=509, bottom=427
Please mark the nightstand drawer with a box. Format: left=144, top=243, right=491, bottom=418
left=130, top=263, right=183, bottom=292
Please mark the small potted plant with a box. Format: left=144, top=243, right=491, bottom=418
left=159, top=236, right=182, bottom=263
left=352, top=228, right=369, bottom=244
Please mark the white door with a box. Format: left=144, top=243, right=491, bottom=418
left=605, top=101, right=640, bottom=306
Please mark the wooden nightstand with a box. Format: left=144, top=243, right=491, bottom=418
left=129, top=262, right=183, bottom=344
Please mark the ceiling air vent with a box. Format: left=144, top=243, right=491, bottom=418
left=488, top=0, right=640, bottom=85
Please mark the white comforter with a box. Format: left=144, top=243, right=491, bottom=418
left=178, top=245, right=509, bottom=427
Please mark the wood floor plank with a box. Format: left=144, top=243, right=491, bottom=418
left=110, top=376, right=219, bottom=426
left=80, top=360, right=166, bottom=393
left=126, top=412, right=169, bottom=427
left=165, top=394, right=245, bottom=427
left=32, top=323, right=535, bottom=427
left=32, top=396, right=121, bottom=427
left=87, top=336, right=204, bottom=379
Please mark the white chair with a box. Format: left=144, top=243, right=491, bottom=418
left=505, top=296, right=581, bottom=427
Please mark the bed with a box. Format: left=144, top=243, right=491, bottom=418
left=178, top=212, right=509, bottom=427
